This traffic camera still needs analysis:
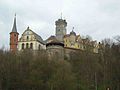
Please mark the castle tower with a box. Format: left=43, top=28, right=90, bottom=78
left=10, top=14, right=19, bottom=52
left=55, top=17, right=67, bottom=42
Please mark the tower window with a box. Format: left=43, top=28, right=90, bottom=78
left=14, top=34, right=16, bottom=37
left=30, top=43, right=33, bottom=49
left=22, top=43, right=24, bottom=49
left=26, top=43, right=29, bottom=49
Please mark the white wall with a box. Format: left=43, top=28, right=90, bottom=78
left=18, top=41, right=46, bottom=51
left=18, top=29, right=46, bottom=51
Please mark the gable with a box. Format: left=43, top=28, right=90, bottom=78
left=19, top=28, right=45, bottom=44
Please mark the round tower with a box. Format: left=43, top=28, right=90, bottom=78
left=10, top=14, right=19, bottom=52
left=46, top=40, right=64, bottom=60
left=55, top=18, right=67, bottom=42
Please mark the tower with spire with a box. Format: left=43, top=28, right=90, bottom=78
left=10, top=14, right=19, bottom=52
left=55, top=15, right=67, bottom=42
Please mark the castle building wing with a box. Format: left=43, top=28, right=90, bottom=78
left=18, top=27, right=46, bottom=51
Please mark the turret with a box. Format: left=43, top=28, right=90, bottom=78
left=10, top=14, right=19, bottom=52
left=70, top=27, right=76, bottom=44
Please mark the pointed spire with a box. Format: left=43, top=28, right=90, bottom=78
left=70, top=27, right=76, bottom=35
left=12, top=13, right=17, bottom=32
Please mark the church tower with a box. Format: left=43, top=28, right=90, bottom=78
left=55, top=17, right=67, bottom=42
left=10, top=14, right=19, bottom=52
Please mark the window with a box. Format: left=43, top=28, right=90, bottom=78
left=71, top=42, right=74, bottom=46
left=65, top=44, right=67, bottom=47
left=26, top=31, right=29, bottom=35
left=30, top=43, right=33, bottom=49
left=14, top=34, right=16, bottom=37
left=39, top=44, right=41, bottom=50
left=84, top=46, right=86, bottom=49
left=26, top=43, right=29, bottom=49
left=22, top=43, right=24, bottom=49
left=27, top=36, right=29, bottom=41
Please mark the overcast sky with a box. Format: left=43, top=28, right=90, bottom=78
left=0, top=0, right=120, bottom=49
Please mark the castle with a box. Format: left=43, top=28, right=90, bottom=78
left=10, top=14, right=99, bottom=59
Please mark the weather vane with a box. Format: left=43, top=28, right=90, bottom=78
left=15, top=13, right=16, bottom=17
left=72, top=27, right=74, bottom=31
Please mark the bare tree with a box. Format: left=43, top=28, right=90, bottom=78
left=114, top=35, right=120, bottom=43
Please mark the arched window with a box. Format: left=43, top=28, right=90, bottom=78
left=14, top=34, right=16, bottom=37
left=27, top=36, right=29, bottom=41
left=39, top=44, right=41, bottom=50
left=30, top=43, right=33, bottom=49
left=22, top=43, right=24, bottom=49
left=26, top=43, right=29, bottom=49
